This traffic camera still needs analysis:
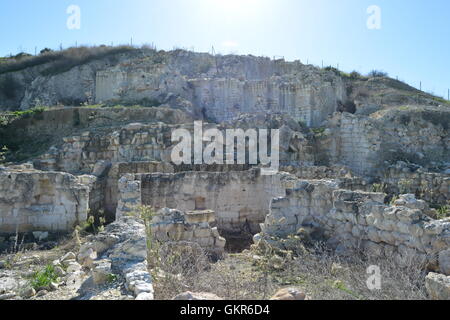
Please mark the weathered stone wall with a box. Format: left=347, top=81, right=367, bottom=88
left=261, top=180, right=340, bottom=238
left=318, top=113, right=381, bottom=175
left=0, top=167, right=90, bottom=233
left=1, top=107, right=191, bottom=160
left=318, top=108, right=449, bottom=176
left=77, top=174, right=105, bottom=218
left=152, top=208, right=226, bottom=256
left=116, top=169, right=293, bottom=233
left=34, top=117, right=313, bottom=177
left=381, top=164, right=450, bottom=205
left=35, top=122, right=178, bottom=174
left=104, top=161, right=174, bottom=218
left=280, top=165, right=353, bottom=180
left=258, top=181, right=450, bottom=275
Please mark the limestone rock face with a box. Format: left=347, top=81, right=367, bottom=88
left=0, top=166, right=90, bottom=233
left=425, top=273, right=450, bottom=300
left=2, top=50, right=348, bottom=127
left=93, top=52, right=346, bottom=127
left=319, top=109, right=450, bottom=176
left=117, top=169, right=291, bottom=233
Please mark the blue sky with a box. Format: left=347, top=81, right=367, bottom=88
left=1, top=0, right=449, bottom=98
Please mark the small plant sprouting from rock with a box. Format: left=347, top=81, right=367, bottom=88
left=30, top=264, right=59, bottom=290
left=78, top=210, right=107, bottom=235
left=436, top=205, right=449, bottom=220
left=398, top=179, right=412, bottom=194
left=127, top=206, right=159, bottom=267
left=390, top=195, right=399, bottom=205
left=107, top=273, right=118, bottom=284
left=372, top=183, right=388, bottom=193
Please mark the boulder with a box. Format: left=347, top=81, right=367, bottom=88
left=77, top=246, right=97, bottom=268
left=66, top=261, right=82, bottom=273
left=438, top=249, right=450, bottom=275
left=92, top=260, right=112, bottom=285
left=425, top=273, right=450, bottom=300
left=22, top=287, right=36, bottom=299
left=0, top=277, right=18, bottom=294
left=135, top=292, right=154, bottom=300
left=54, top=266, right=66, bottom=277
left=0, top=293, right=16, bottom=300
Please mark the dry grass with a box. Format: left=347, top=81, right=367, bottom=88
left=0, top=45, right=136, bottom=76
left=151, top=239, right=428, bottom=300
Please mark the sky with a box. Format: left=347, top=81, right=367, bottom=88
left=0, top=0, right=449, bottom=98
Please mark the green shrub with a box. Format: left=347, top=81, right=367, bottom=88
left=312, top=127, right=326, bottom=136
left=10, top=106, right=47, bottom=119
left=436, top=205, right=449, bottom=220
left=349, top=71, right=363, bottom=79
left=30, top=264, right=59, bottom=290
left=40, top=48, right=53, bottom=55
left=368, top=70, right=388, bottom=78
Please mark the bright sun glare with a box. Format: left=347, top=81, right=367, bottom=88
left=207, top=0, right=260, bottom=14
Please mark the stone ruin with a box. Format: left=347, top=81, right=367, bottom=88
left=0, top=49, right=449, bottom=299
left=0, top=165, right=90, bottom=233
left=151, top=208, right=226, bottom=257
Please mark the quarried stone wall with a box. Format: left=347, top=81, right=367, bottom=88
left=0, top=167, right=90, bottom=233
left=104, top=161, right=174, bottom=218
left=116, top=169, right=292, bottom=234
left=318, top=109, right=449, bottom=176
left=152, top=208, right=226, bottom=256
left=258, top=180, right=450, bottom=275
left=35, top=122, right=177, bottom=174
left=381, top=164, right=450, bottom=205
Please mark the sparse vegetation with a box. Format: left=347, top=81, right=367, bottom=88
left=107, top=273, right=118, bottom=283
left=127, top=206, right=158, bottom=266
left=78, top=211, right=107, bottom=235
left=368, top=70, right=388, bottom=78
left=372, top=183, right=388, bottom=193
left=435, top=205, right=449, bottom=220
left=105, top=98, right=162, bottom=108
left=348, top=71, right=365, bottom=80
left=323, top=67, right=367, bottom=81
left=29, top=264, right=59, bottom=290
left=152, top=235, right=428, bottom=300
left=0, top=45, right=136, bottom=76
left=312, top=127, right=326, bottom=136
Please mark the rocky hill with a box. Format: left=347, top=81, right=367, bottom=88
left=1, top=47, right=448, bottom=124
left=0, top=46, right=449, bottom=300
